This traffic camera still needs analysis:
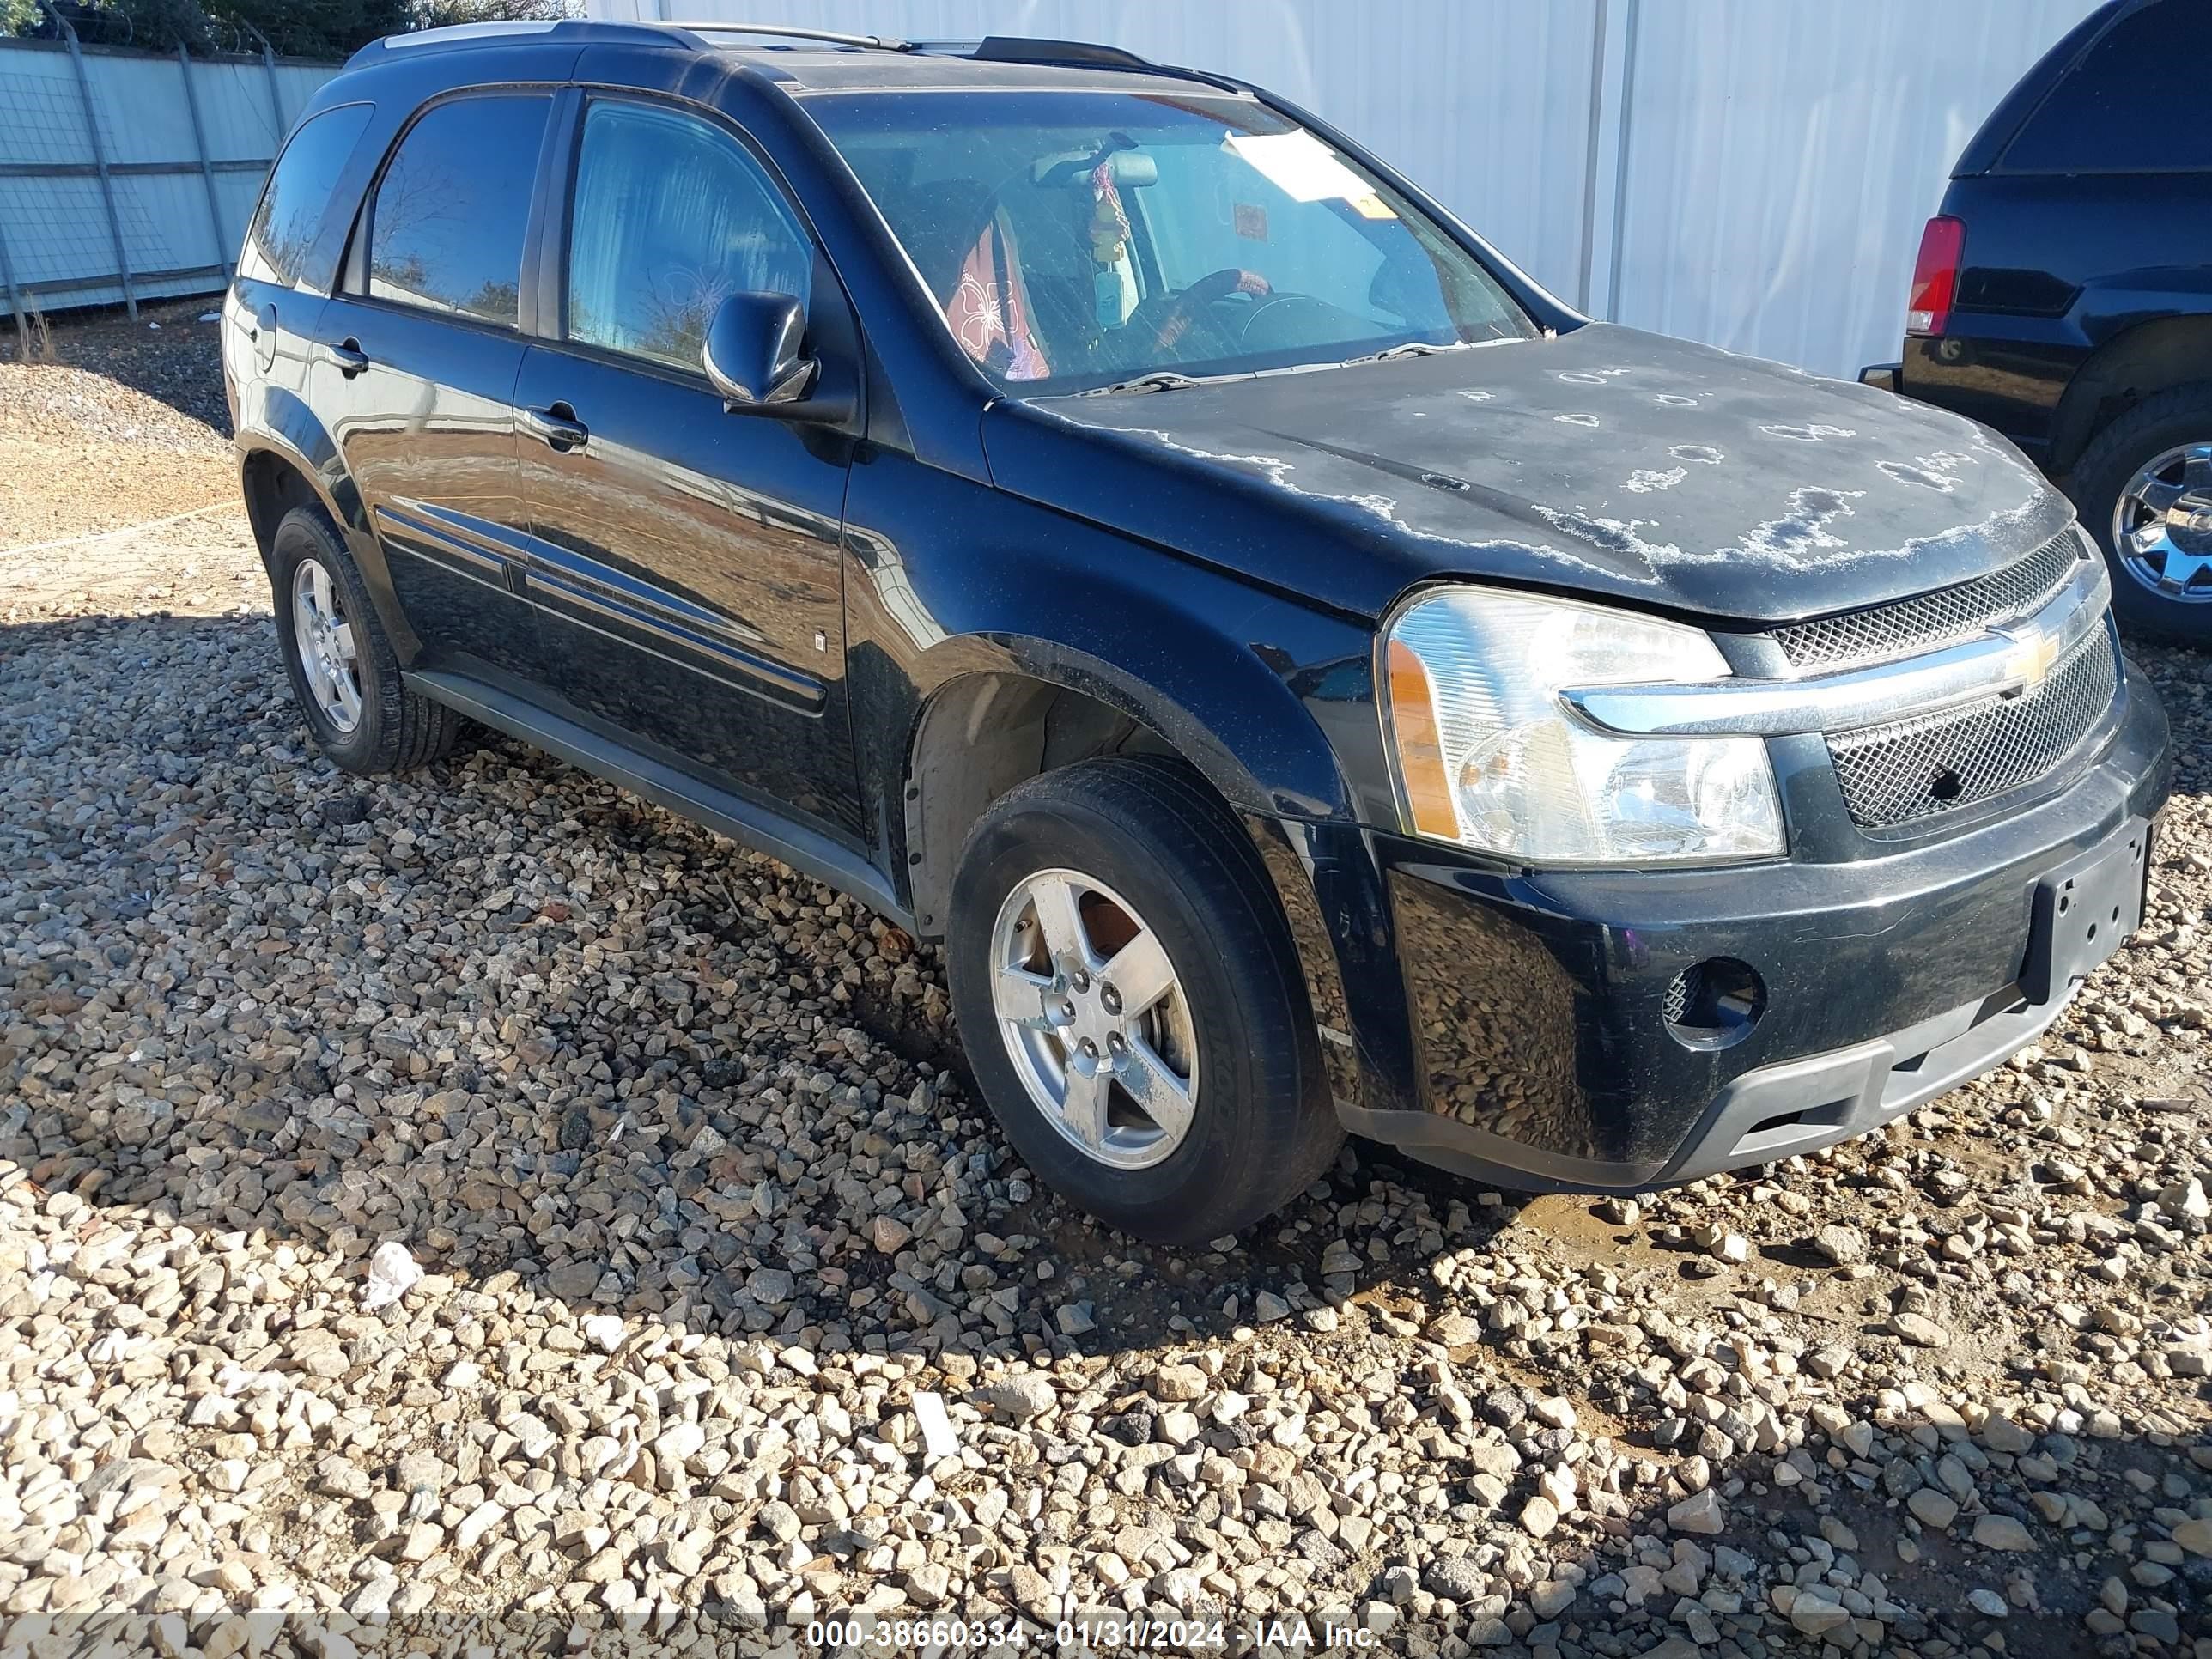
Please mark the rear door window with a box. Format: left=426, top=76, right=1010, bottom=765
left=241, top=102, right=374, bottom=289
left=2002, top=0, right=2212, bottom=173
left=367, top=94, right=551, bottom=327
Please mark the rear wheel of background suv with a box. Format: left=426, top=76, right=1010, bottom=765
left=270, top=503, right=465, bottom=775
left=946, top=756, right=1343, bottom=1245
left=2068, top=381, right=2212, bottom=647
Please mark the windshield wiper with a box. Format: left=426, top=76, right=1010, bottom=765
left=1337, top=339, right=1474, bottom=368
left=1080, top=369, right=1207, bottom=397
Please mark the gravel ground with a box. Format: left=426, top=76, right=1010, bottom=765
left=3, top=330, right=2211, bottom=1659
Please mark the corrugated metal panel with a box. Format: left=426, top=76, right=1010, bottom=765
left=0, top=42, right=338, bottom=313
left=81, top=53, right=195, bottom=165
left=589, top=0, right=2100, bottom=378
left=0, top=47, right=93, bottom=167
left=196, top=60, right=289, bottom=161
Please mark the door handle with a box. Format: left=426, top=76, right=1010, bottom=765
left=322, top=338, right=369, bottom=377
left=520, top=403, right=588, bottom=452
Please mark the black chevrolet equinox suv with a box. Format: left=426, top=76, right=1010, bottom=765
left=225, top=20, right=2172, bottom=1244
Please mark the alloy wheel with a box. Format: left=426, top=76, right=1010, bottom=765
left=988, top=868, right=1199, bottom=1170
left=290, top=556, right=364, bottom=732
left=2113, top=441, right=2212, bottom=603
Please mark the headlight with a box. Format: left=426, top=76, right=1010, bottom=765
left=1382, top=587, right=1785, bottom=866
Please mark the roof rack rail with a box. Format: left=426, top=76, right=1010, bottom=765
left=970, top=35, right=1153, bottom=70
left=966, top=34, right=1244, bottom=94
left=660, top=21, right=913, bottom=52
left=343, top=17, right=670, bottom=68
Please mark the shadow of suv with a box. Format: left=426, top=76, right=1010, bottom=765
left=1862, top=0, right=2212, bottom=646
left=226, top=21, right=2169, bottom=1243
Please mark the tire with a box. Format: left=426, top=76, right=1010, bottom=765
left=2066, top=380, right=2212, bottom=648
left=946, top=755, right=1342, bottom=1245
left=269, top=503, right=462, bottom=775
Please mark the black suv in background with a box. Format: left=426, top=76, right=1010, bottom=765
left=228, top=21, right=2169, bottom=1243
left=1863, top=0, right=2212, bottom=645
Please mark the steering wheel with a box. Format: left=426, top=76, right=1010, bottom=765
left=1236, top=290, right=1340, bottom=351
left=1149, top=267, right=1272, bottom=353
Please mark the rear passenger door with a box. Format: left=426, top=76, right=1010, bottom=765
left=511, top=93, right=863, bottom=842
left=311, top=91, right=556, bottom=684
left=228, top=101, right=375, bottom=446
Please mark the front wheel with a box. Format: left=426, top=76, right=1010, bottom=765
left=946, top=757, right=1341, bottom=1245
left=2068, top=381, right=2212, bottom=647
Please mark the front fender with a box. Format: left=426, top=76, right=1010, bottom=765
left=841, top=450, right=1409, bottom=1116
left=903, top=627, right=1347, bottom=823
left=842, top=450, right=1381, bottom=833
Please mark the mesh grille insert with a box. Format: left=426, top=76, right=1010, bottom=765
left=1775, top=531, right=2084, bottom=671
left=1828, top=629, right=2119, bottom=828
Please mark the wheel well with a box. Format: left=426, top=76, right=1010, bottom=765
left=240, top=448, right=319, bottom=568
left=903, top=672, right=1191, bottom=937
left=2051, top=314, right=2212, bottom=473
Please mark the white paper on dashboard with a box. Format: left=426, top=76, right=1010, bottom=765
left=1224, top=131, right=1372, bottom=204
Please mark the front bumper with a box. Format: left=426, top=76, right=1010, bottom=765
left=1340, top=662, right=2172, bottom=1193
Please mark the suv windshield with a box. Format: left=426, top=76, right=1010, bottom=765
left=805, top=89, right=1536, bottom=392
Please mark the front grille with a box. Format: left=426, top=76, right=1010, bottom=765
left=1828, top=628, right=2119, bottom=828
left=1775, top=530, right=2085, bottom=671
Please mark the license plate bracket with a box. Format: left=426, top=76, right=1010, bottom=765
left=2023, top=817, right=2152, bottom=1006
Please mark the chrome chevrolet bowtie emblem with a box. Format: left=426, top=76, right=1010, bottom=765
left=2001, top=623, right=2063, bottom=690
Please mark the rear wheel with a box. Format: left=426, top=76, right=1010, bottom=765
left=2068, top=381, right=2212, bottom=647
left=947, top=757, right=1341, bottom=1244
left=270, top=503, right=463, bottom=774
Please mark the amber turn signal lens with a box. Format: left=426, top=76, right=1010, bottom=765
left=1386, top=639, right=1460, bottom=841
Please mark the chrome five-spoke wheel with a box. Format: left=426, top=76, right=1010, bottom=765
left=988, top=868, right=1197, bottom=1170
left=290, top=556, right=363, bottom=732
left=2113, top=441, right=2212, bottom=604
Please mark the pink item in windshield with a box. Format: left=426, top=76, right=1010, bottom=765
left=946, top=218, right=1049, bottom=381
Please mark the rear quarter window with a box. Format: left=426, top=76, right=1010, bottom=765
left=241, top=102, right=374, bottom=290
left=2002, top=0, right=2212, bottom=173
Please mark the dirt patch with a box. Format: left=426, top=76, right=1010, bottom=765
left=2, top=298, right=236, bottom=550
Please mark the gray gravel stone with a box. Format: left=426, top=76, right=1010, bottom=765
left=1973, top=1514, right=2037, bottom=1551
left=972, top=1373, right=1057, bottom=1420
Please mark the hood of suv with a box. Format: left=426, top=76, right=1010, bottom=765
left=985, top=323, right=2075, bottom=624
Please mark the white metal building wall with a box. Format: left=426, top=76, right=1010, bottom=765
left=589, top=0, right=2099, bottom=380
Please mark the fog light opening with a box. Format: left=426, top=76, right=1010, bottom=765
left=1663, top=957, right=1766, bottom=1050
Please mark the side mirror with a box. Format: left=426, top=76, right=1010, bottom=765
left=702, top=292, right=818, bottom=413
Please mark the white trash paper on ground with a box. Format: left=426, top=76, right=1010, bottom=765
left=911, top=1390, right=960, bottom=1461
left=360, top=1240, right=424, bottom=1311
